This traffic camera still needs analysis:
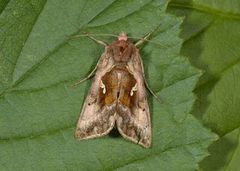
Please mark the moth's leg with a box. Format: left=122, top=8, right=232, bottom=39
left=71, top=66, right=97, bottom=87
left=137, top=52, right=162, bottom=103
left=86, top=34, right=108, bottom=46
left=144, top=77, right=162, bottom=104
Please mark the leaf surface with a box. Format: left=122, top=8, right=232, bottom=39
left=0, top=0, right=216, bottom=170
left=168, top=0, right=240, bottom=170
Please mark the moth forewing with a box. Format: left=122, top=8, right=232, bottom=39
left=75, top=32, right=151, bottom=148
left=116, top=48, right=151, bottom=148
left=75, top=50, right=116, bottom=140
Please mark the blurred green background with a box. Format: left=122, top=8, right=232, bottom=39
left=168, top=0, right=240, bottom=170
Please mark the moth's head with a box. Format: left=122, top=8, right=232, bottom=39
left=118, top=32, right=128, bottom=41
left=109, top=32, right=134, bottom=62
left=116, top=32, right=129, bottom=53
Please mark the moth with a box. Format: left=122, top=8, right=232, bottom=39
left=75, top=32, right=154, bottom=148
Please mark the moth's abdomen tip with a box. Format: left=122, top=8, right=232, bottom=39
left=118, top=32, right=128, bottom=41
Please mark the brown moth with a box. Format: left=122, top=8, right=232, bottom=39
left=75, top=32, right=151, bottom=148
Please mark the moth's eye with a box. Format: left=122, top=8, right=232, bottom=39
left=143, top=108, right=145, bottom=111
left=88, top=103, right=91, bottom=106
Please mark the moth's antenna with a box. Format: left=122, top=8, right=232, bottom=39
left=133, top=38, right=168, bottom=49
left=71, top=33, right=119, bottom=38
left=85, top=34, right=108, bottom=46
left=70, top=33, right=108, bottom=46
left=69, top=31, right=168, bottom=48
left=69, top=33, right=119, bottom=41
left=135, top=25, right=162, bottom=47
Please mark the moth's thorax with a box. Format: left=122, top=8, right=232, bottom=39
left=108, top=39, right=135, bottom=62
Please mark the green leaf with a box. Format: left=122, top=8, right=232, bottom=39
left=168, top=0, right=240, bottom=170
left=168, top=0, right=240, bottom=137
left=199, top=128, right=240, bottom=171
left=225, top=129, right=240, bottom=171
left=0, top=0, right=216, bottom=170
